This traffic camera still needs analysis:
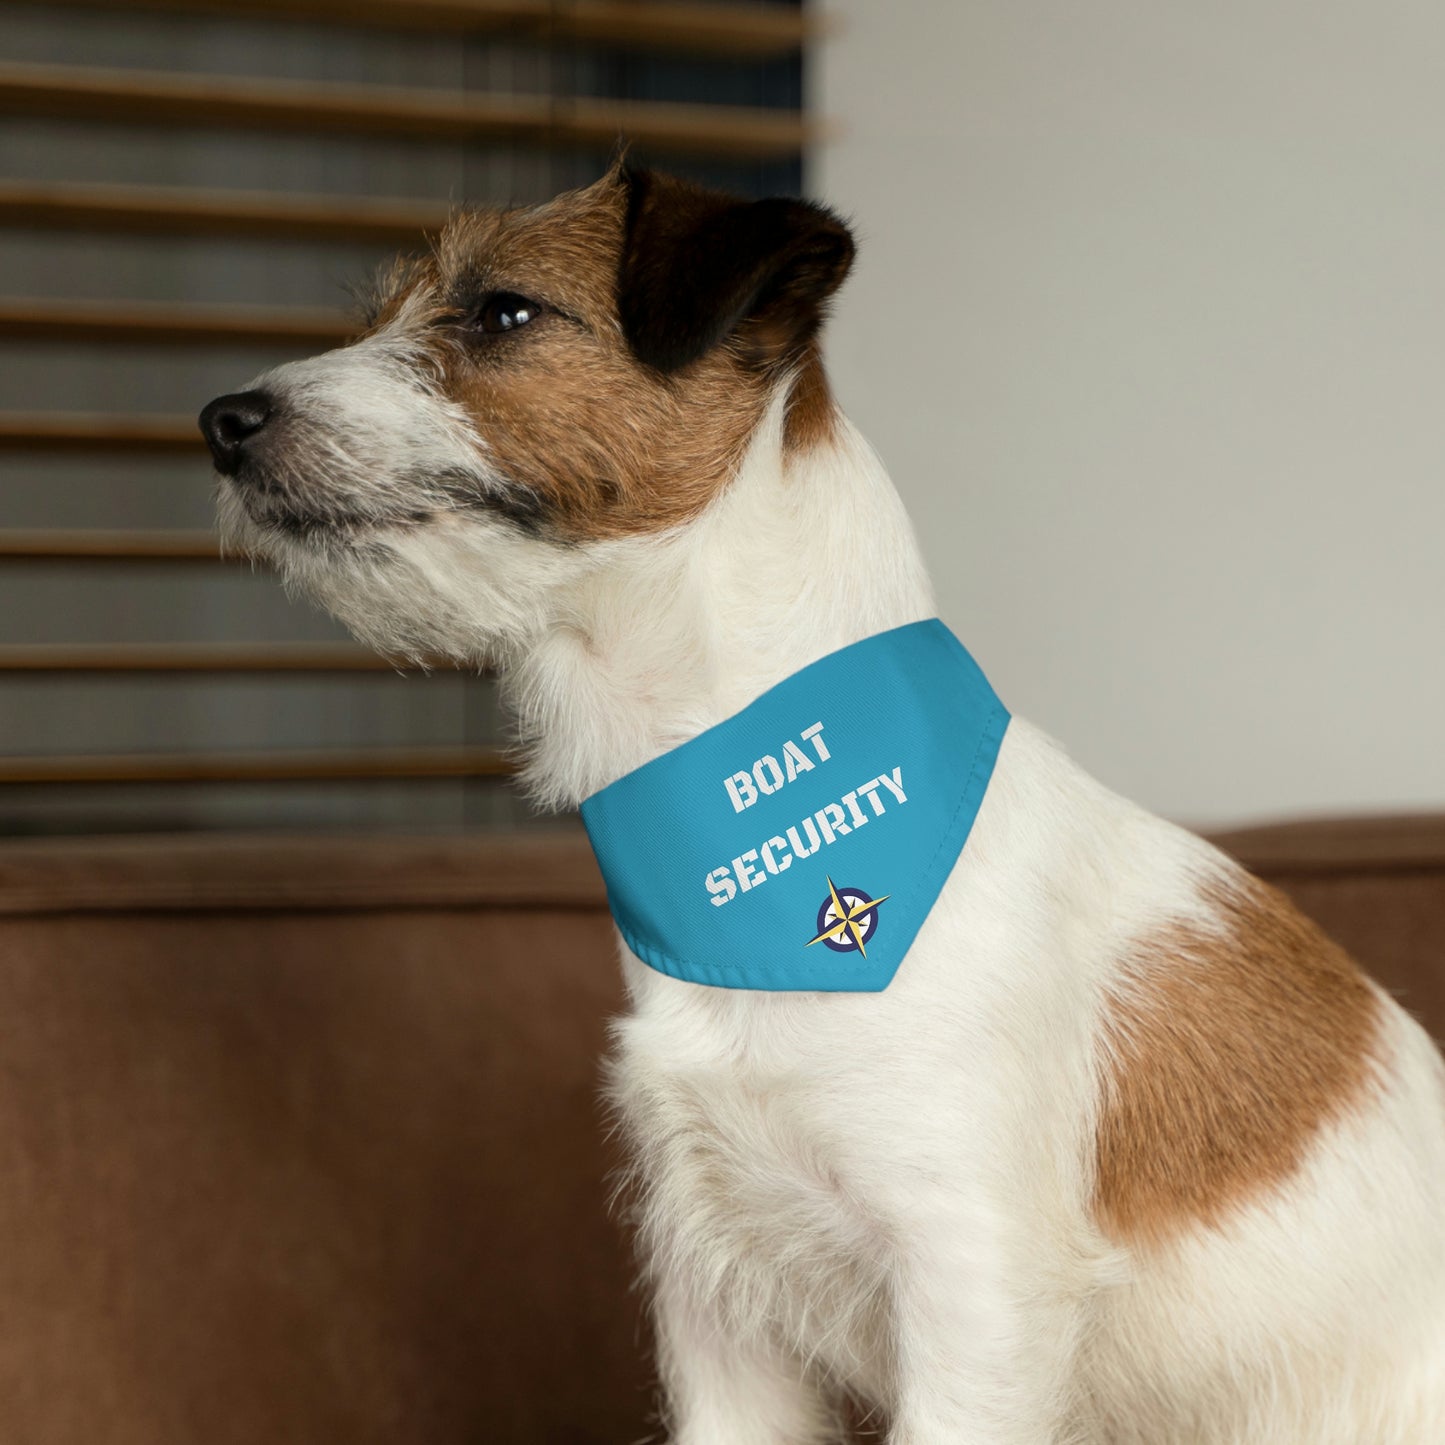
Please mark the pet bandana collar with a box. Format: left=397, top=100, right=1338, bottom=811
left=579, top=619, right=1009, bottom=993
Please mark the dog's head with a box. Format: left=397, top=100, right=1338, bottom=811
left=200, top=166, right=854, bottom=662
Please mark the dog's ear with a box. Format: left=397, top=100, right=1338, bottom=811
left=617, top=167, right=855, bottom=375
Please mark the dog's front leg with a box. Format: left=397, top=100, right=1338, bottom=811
left=654, top=1274, right=841, bottom=1445
left=885, top=1214, right=1085, bottom=1445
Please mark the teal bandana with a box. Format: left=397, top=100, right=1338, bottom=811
left=579, top=620, right=1009, bottom=992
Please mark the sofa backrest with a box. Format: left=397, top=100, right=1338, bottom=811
left=0, top=832, right=646, bottom=1445
left=0, top=820, right=1440, bottom=1442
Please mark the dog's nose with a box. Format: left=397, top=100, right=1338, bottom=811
left=199, top=390, right=273, bottom=475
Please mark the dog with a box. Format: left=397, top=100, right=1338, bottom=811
left=200, top=164, right=1445, bottom=1443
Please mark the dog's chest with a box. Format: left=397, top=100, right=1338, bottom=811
left=611, top=1007, right=892, bottom=1387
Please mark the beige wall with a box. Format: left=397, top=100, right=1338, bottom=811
left=813, top=1, right=1445, bottom=827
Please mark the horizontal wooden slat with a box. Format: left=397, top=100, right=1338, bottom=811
left=23, top=0, right=815, bottom=59
left=0, top=180, right=449, bottom=245
left=0, top=297, right=353, bottom=348
left=0, top=643, right=424, bottom=673
left=0, top=412, right=201, bottom=452
left=1211, top=814, right=1445, bottom=875
left=0, top=530, right=227, bottom=561
left=0, top=61, right=816, bottom=161
left=0, top=746, right=512, bottom=784
left=0, top=830, right=605, bottom=916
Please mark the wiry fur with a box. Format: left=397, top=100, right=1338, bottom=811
left=207, top=171, right=1445, bottom=1443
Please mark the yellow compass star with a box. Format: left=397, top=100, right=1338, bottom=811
left=805, top=875, right=892, bottom=958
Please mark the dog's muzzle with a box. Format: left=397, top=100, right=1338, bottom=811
left=199, top=390, right=274, bottom=476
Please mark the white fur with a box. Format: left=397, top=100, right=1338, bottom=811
left=221, top=356, right=1445, bottom=1442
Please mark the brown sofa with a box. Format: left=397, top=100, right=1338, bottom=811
left=0, top=819, right=1440, bottom=1443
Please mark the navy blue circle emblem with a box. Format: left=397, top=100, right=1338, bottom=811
left=815, top=886, right=882, bottom=953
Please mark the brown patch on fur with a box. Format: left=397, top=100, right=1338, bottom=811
left=783, top=342, right=839, bottom=453
left=359, top=253, right=438, bottom=333
left=1094, top=872, right=1382, bottom=1247
left=364, top=169, right=849, bottom=541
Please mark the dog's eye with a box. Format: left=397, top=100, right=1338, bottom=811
left=474, top=292, right=542, bottom=335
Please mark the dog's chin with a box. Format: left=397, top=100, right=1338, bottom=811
left=216, top=469, right=414, bottom=548
left=213, top=475, right=566, bottom=669
left=214, top=480, right=279, bottom=560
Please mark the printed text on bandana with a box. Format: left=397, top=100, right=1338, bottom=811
left=704, top=720, right=908, bottom=905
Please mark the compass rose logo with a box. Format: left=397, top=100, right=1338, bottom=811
left=806, top=876, right=892, bottom=957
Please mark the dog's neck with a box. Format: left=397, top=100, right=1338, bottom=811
left=507, top=391, right=937, bottom=809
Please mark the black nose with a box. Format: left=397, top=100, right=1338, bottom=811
left=199, top=390, right=272, bottom=475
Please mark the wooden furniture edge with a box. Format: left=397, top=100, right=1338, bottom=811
left=0, top=827, right=606, bottom=914
left=1, top=816, right=1442, bottom=918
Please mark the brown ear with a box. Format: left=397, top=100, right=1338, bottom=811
left=617, top=167, right=855, bottom=375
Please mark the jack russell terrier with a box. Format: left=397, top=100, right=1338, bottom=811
left=200, top=164, right=1445, bottom=1444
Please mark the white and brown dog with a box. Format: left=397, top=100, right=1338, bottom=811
left=201, top=166, right=1445, bottom=1443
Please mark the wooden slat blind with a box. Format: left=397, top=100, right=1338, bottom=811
left=0, top=747, right=513, bottom=785
left=0, top=0, right=813, bottom=827
left=0, top=530, right=227, bottom=562
left=0, top=644, right=407, bottom=672
left=25, top=0, right=816, bottom=58
left=0, top=298, right=354, bottom=348
left=0, top=413, right=202, bottom=453
left=0, top=181, right=450, bottom=245
left=0, top=62, right=818, bottom=162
